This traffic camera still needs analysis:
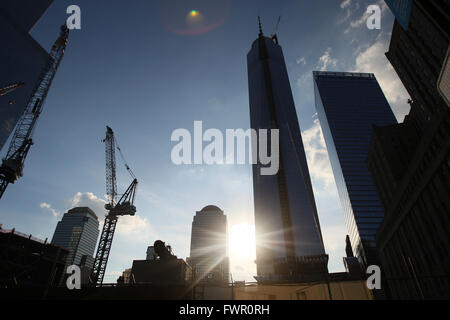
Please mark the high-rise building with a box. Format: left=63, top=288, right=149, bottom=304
left=51, top=207, right=99, bottom=270
left=313, top=71, right=398, bottom=269
left=367, top=0, right=450, bottom=299
left=385, top=0, right=449, bottom=131
left=438, top=47, right=449, bottom=107
left=0, top=0, right=54, bottom=151
left=384, top=0, right=413, bottom=30
left=247, top=23, right=327, bottom=282
left=188, top=206, right=229, bottom=284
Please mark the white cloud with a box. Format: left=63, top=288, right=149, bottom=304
left=343, top=0, right=388, bottom=34
left=349, top=10, right=371, bottom=29
left=69, top=191, right=155, bottom=239
left=321, top=223, right=348, bottom=271
left=317, top=48, right=338, bottom=72
left=116, top=215, right=153, bottom=237
left=296, top=57, right=307, bottom=65
left=340, top=0, right=351, bottom=9
left=352, top=35, right=411, bottom=120
left=302, top=121, right=348, bottom=272
left=338, top=0, right=360, bottom=25
left=71, top=192, right=108, bottom=218
left=302, top=119, right=335, bottom=190
left=40, top=202, right=60, bottom=218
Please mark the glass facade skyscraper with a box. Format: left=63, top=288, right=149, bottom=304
left=313, top=71, right=398, bottom=268
left=51, top=207, right=99, bottom=269
left=384, top=0, right=413, bottom=30
left=248, top=27, right=327, bottom=281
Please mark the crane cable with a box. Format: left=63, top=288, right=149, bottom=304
left=114, top=137, right=136, bottom=180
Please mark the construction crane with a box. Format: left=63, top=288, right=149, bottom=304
left=0, top=26, right=69, bottom=200
left=0, top=82, right=25, bottom=97
left=271, top=16, right=281, bottom=44
left=91, top=126, right=138, bottom=285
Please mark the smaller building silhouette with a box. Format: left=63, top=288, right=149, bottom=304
left=0, top=225, right=68, bottom=289
left=51, top=207, right=99, bottom=274
left=188, top=206, right=229, bottom=284
left=131, top=240, right=192, bottom=286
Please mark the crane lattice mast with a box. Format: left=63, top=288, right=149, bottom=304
left=91, top=126, right=138, bottom=285
left=0, top=26, right=69, bottom=199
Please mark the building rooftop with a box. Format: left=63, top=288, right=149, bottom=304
left=313, top=71, right=376, bottom=79
left=68, top=207, right=98, bottom=220
left=200, top=205, right=223, bottom=212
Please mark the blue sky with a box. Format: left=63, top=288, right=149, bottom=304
left=0, top=0, right=410, bottom=282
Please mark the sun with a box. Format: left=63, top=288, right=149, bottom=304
left=189, top=10, right=200, bottom=18
left=229, top=223, right=256, bottom=260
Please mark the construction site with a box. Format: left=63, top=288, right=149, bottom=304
left=0, top=2, right=373, bottom=301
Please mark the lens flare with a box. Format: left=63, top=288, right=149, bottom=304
left=229, top=223, right=256, bottom=260
left=160, top=0, right=230, bottom=36
left=189, top=10, right=199, bottom=18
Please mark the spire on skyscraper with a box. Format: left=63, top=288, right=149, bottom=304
left=258, top=16, right=263, bottom=38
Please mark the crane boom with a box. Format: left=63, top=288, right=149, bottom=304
left=104, top=126, right=118, bottom=209
left=271, top=16, right=281, bottom=44
left=0, top=82, right=25, bottom=97
left=91, top=127, right=138, bottom=285
left=0, top=26, right=69, bottom=199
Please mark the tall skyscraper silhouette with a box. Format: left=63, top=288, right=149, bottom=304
left=368, top=0, right=450, bottom=299
left=247, top=19, right=327, bottom=282
left=313, top=71, right=398, bottom=269
left=51, top=207, right=99, bottom=269
left=188, top=206, right=229, bottom=284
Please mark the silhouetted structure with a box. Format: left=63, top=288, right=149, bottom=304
left=367, top=0, right=450, bottom=299
left=0, top=225, right=68, bottom=290
left=51, top=207, right=99, bottom=271
left=146, top=246, right=156, bottom=260
left=438, top=47, right=449, bottom=107
left=0, top=0, right=53, bottom=150
left=247, top=19, right=328, bottom=282
left=91, top=126, right=138, bottom=285
left=313, top=71, right=397, bottom=271
left=343, top=235, right=363, bottom=277
left=188, top=206, right=229, bottom=284
left=131, top=240, right=192, bottom=286
left=384, top=0, right=413, bottom=31
left=117, top=268, right=132, bottom=284
left=0, top=24, right=69, bottom=200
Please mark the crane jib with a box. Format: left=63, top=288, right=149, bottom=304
left=91, top=127, right=138, bottom=285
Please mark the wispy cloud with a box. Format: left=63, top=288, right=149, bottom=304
left=340, top=0, right=352, bottom=9
left=296, top=57, right=307, bottom=65
left=317, top=48, right=338, bottom=71
left=69, top=191, right=156, bottom=239
left=40, top=202, right=60, bottom=218
left=302, top=119, right=335, bottom=190
left=70, top=192, right=108, bottom=217
left=352, top=33, right=411, bottom=120
left=341, top=0, right=388, bottom=34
